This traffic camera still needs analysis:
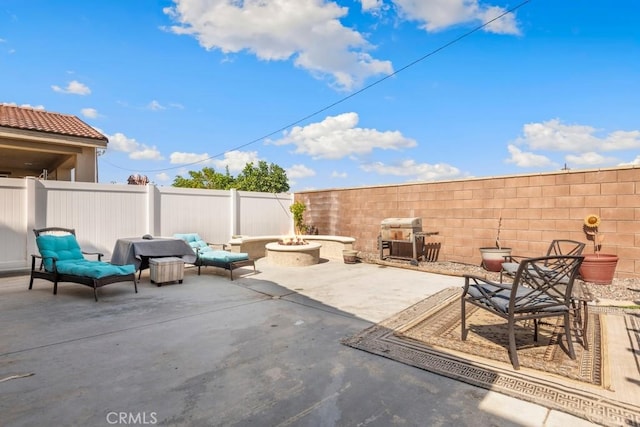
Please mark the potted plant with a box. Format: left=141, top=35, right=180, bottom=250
left=579, top=214, right=618, bottom=284
left=289, top=201, right=307, bottom=235
left=479, top=215, right=512, bottom=272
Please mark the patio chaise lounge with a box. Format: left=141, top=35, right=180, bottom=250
left=29, top=227, right=137, bottom=301
left=174, top=233, right=256, bottom=280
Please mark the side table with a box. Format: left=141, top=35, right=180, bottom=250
left=149, top=257, right=185, bottom=286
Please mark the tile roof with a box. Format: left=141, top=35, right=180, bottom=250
left=0, top=104, right=107, bottom=142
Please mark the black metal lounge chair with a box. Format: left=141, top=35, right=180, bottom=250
left=174, top=233, right=256, bottom=280
left=29, top=227, right=137, bottom=301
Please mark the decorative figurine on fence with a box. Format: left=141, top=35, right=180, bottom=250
left=127, top=174, right=149, bottom=185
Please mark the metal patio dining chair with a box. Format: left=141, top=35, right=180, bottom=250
left=500, top=239, right=585, bottom=283
left=461, top=255, right=584, bottom=370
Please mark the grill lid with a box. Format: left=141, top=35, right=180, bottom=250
left=380, top=217, right=422, bottom=229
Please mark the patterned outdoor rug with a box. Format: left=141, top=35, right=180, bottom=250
left=342, top=287, right=640, bottom=427
left=396, top=289, right=605, bottom=385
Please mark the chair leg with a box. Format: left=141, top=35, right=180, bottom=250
left=93, top=283, right=98, bottom=302
left=534, top=319, right=539, bottom=342
left=571, top=298, right=589, bottom=351
left=581, top=301, right=589, bottom=351
left=53, top=279, right=58, bottom=295
left=133, top=278, right=138, bottom=294
left=29, top=257, right=36, bottom=289
left=508, top=318, right=520, bottom=370
left=564, top=312, right=576, bottom=360
left=460, top=298, right=467, bottom=340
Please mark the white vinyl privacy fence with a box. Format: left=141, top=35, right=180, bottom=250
left=0, top=177, right=293, bottom=272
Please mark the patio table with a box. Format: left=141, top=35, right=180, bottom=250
left=110, top=237, right=196, bottom=274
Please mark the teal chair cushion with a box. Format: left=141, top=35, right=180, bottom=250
left=200, top=250, right=249, bottom=263
left=36, top=234, right=84, bottom=271
left=174, top=233, right=249, bottom=262
left=36, top=234, right=135, bottom=278
left=56, top=260, right=135, bottom=279
left=174, top=233, right=212, bottom=252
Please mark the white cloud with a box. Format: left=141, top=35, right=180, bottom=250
left=516, top=119, right=640, bottom=152
left=2, top=102, right=44, bottom=110
left=565, top=152, right=618, bottom=166
left=393, top=0, right=521, bottom=35
left=106, top=132, right=164, bottom=160
left=359, top=0, right=387, bottom=16
left=169, top=150, right=260, bottom=173
left=287, top=164, right=316, bottom=179
left=81, top=108, right=99, bottom=118
left=155, top=172, right=171, bottom=182
left=620, top=156, right=640, bottom=166
left=170, top=152, right=212, bottom=164
left=361, top=159, right=461, bottom=181
left=163, top=0, right=393, bottom=91
left=270, top=112, right=416, bottom=159
left=212, top=150, right=261, bottom=173
left=147, top=100, right=166, bottom=111
left=480, top=5, right=521, bottom=35
left=51, top=80, right=91, bottom=95
left=360, top=0, right=383, bottom=11
left=130, top=147, right=164, bottom=160
left=331, top=171, right=348, bottom=178
left=505, top=144, right=555, bottom=168
left=108, top=132, right=139, bottom=153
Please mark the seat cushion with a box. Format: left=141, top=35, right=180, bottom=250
left=199, top=250, right=249, bottom=263
left=502, top=262, right=519, bottom=276
left=36, top=234, right=84, bottom=271
left=56, top=260, right=135, bottom=279
left=174, top=233, right=213, bottom=253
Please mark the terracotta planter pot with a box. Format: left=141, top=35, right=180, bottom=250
left=343, top=250, right=358, bottom=264
left=579, top=253, right=618, bottom=285
left=479, top=247, right=512, bottom=272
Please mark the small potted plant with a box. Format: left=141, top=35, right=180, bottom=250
left=479, top=215, right=512, bottom=272
left=579, top=214, right=618, bottom=284
left=289, top=201, right=307, bottom=235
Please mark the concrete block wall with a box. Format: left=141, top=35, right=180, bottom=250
left=295, top=166, right=640, bottom=279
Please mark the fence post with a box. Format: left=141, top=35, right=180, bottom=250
left=230, top=188, right=239, bottom=237
left=147, top=184, right=161, bottom=236
left=25, top=177, right=44, bottom=260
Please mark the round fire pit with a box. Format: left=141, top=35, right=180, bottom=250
left=265, top=242, right=321, bottom=266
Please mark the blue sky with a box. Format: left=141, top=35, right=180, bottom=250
left=2, top=1, right=639, bottom=191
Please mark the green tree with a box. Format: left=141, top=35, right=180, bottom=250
left=234, top=161, right=289, bottom=193
left=172, top=166, right=235, bottom=189
left=172, top=161, right=289, bottom=193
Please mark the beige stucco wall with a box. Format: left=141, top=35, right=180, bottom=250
left=296, top=166, right=640, bottom=279
left=0, top=130, right=101, bottom=182
left=71, top=147, right=97, bottom=182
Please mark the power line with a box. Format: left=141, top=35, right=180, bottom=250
left=102, top=0, right=531, bottom=174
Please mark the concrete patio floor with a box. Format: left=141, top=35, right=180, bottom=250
left=1, top=258, right=601, bottom=426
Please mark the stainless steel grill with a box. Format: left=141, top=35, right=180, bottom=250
left=378, top=217, right=427, bottom=265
